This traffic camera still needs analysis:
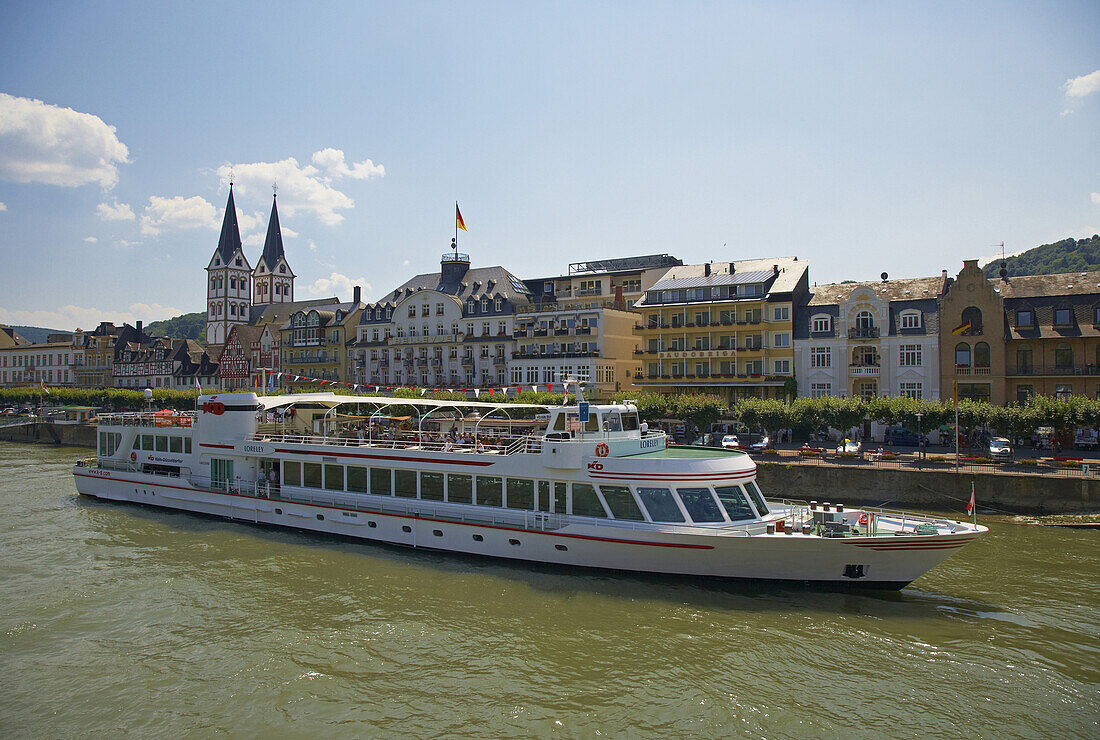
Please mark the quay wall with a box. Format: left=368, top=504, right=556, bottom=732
left=0, top=421, right=97, bottom=448
left=755, top=462, right=1097, bottom=516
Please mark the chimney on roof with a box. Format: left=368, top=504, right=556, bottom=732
left=773, top=265, right=779, bottom=275
left=704, top=263, right=711, bottom=277
left=353, top=285, right=361, bottom=304
left=729, top=263, right=736, bottom=274
left=136, top=320, right=143, bottom=340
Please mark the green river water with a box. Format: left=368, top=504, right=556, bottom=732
left=1, top=443, right=1097, bottom=738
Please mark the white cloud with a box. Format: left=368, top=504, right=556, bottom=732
left=1092, top=192, right=1100, bottom=205
left=96, top=200, right=135, bottom=221
left=0, top=201, right=7, bottom=211
left=306, top=272, right=369, bottom=299
left=116, top=239, right=142, bottom=248
left=140, top=195, right=219, bottom=235
left=1064, top=70, right=1100, bottom=98
left=0, top=302, right=184, bottom=331
left=402, top=259, right=410, bottom=266
left=217, top=147, right=384, bottom=226
left=83, top=236, right=97, bottom=244
left=282, top=226, right=298, bottom=239
left=308, top=240, right=318, bottom=252
left=311, top=147, right=385, bottom=180
left=0, top=92, right=129, bottom=188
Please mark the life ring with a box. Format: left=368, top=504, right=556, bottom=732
left=130, top=451, right=137, bottom=463
left=858, top=513, right=868, bottom=526
left=595, top=443, right=609, bottom=457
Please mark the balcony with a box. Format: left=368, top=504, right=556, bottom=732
left=848, top=364, right=880, bottom=377
left=848, top=327, right=880, bottom=339
left=1006, top=365, right=1098, bottom=376
left=461, top=357, right=475, bottom=366
left=554, top=328, right=570, bottom=336
left=493, top=356, right=507, bottom=366
left=575, top=327, right=592, bottom=335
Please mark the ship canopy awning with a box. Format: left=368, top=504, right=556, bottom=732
left=256, top=392, right=549, bottom=413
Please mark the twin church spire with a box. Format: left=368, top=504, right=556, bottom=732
left=204, top=184, right=295, bottom=345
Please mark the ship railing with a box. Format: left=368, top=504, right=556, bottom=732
left=96, top=411, right=197, bottom=428
left=769, top=498, right=978, bottom=535
left=247, top=432, right=544, bottom=456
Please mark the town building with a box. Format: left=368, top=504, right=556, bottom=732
left=527, top=254, right=683, bottom=311
left=171, top=340, right=221, bottom=389
left=251, top=194, right=295, bottom=306
left=0, top=337, right=81, bottom=387
left=112, top=322, right=176, bottom=389
left=794, top=275, right=945, bottom=402
left=72, top=323, right=126, bottom=388
left=281, top=288, right=365, bottom=384
left=354, top=252, right=531, bottom=389
left=940, top=259, right=1100, bottom=403
left=631, top=257, right=809, bottom=402
left=0, top=325, right=28, bottom=350
left=218, top=324, right=265, bottom=391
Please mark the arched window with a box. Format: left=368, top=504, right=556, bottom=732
left=961, top=306, right=983, bottom=335
left=855, top=311, right=874, bottom=329
left=974, top=342, right=990, bottom=368
left=955, top=342, right=971, bottom=367
left=1055, top=343, right=1074, bottom=369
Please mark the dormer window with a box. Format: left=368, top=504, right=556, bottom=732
left=494, top=297, right=503, bottom=311
left=1094, top=306, right=1100, bottom=324
left=468, top=300, right=477, bottom=314
left=811, top=315, right=831, bottom=333
left=481, top=298, right=490, bottom=312
left=1054, top=307, right=1072, bottom=326
left=899, top=311, right=921, bottom=329
left=1016, top=309, right=1033, bottom=327
left=235, top=258, right=242, bottom=266
left=279, top=265, right=286, bottom=273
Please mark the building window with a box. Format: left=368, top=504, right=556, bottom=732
left=811, top=315, right=831, bottom=333
left=899, top=382, right=923, bottom=399
left=974, top=342, right=990, bottom=368
left=810, top=347, right=830, bottom=368
left=955, top=342, right=971, bottom=367
left=1017, top=347, right=1033, bottom=374
left=900, top=311, right=921, bottom=329
left=858, top=382, right=877, bottom=399
left=773, top=333, right=790, bottom=348
left=773, top=306, right=789, bottom=321
left=1055, top=384, right=1073, bottom=399
left=774, top=359, right=790, bottom=374
left=1055, top=343, right=1074, bottom=368
left=1017, top=385, right=1033, bottom=403
left=899, top=344, right=922, bottom=366
left=855, top=311, right=874, bottom=330
left=961, top=306, right=983, bottom=335
left=1017, top=309, right=1033, bottom=327
left=1054, top=307, right=1072, bottom=326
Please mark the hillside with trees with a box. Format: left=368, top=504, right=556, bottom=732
left=146, top=312, right=205, bottom=343
left=983, top=235, right=1100, bottom=278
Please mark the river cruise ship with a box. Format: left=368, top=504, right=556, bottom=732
left=73, top=391, right=986, bottom=588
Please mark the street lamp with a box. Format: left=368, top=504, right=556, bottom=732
left=915, top=412, right=924, bottom=463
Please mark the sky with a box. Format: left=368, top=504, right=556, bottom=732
left=0, top=1, right=1098, bottom=331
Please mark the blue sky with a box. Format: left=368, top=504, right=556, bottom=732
left=1, top=1, right=1097, bottom=330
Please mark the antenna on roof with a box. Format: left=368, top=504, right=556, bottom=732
left=272, top=179, right=278, bottom=198
left=995, top=241, right=1008, bottom=281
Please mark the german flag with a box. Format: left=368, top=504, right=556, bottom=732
left=456, top=203, right=467, bottom=232
left=952, top=322, right=971, bottom=336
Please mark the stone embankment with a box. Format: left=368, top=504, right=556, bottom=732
left=755, top=461, right=1096, bottom=515
left=0, top=420, right=97, bottom=448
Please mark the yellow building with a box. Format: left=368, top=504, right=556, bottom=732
left=280, top=294, right=364, bottom=384
left=632, top=258, right=808, bottom=403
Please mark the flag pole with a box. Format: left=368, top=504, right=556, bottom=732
left=954, top=377, right=959, bottom=471
left=455, top=201, right=459, bottom=249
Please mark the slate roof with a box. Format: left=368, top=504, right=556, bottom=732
left=641, top=257, right=807, bottom=298
left=993, top=270, right=1100, bottom=298
left=648, top=270, right=775, bottom=291
left=362, top=264, right=532, bottom=321
left=279, top=302, right=363, bottom=330
left=807, top=275, right=947, bottom=305
left=248, top=297, right=340, bottom=326
left=793, top=275, right=946, bottom=340
left=215, top=186, right=243, bottom=262
left=257, top=195, right=286, bottom=272
left=0, top=325, right=29, bottom=346
left=226, top=324, right=264, bottom=347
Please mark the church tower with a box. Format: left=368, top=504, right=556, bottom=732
left=252, top=193, right=295, bottom=306
left=205, top=185, right=252, bottom=345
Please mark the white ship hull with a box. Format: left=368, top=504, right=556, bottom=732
left=74, top=465, right=979, bottom=588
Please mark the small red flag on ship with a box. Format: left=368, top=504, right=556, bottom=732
left=966, top=482, right=975, bottom=516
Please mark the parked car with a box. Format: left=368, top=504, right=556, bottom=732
left=882, top=427, right=924, bottom=446
left=722, top=433, right=766, bottom=450
left=1, top=407, right=16, bottom=416
left=749, top=435, right=770, bottom=451
left=989, top=437, right=1013, bottom=461
left=721, top=434, right=741, bottom=449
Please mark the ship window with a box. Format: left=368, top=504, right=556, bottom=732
left=744, top=480, right=769, bottom=516
left=636, top=487, right=686, bottom=523
left=347, top=466, right=368, bottom=493
left=472, top=534, right=484, bottom=542
left=506, top=478, right=535, bottom=510
left=620, top=413, right=639, bottom=431
left=677, top=488, right=724, bottom=523
left=155, top=435, right=168, bottom=452
left=169, top=437, right=182, bottom=453
left=551, top=413, right=566, bottom=432
left=420, top=471, right=444, bottom=501
left=141, top=434, right=153, bottom=450
left=714, top=486, right=756, bottom=521
left=476, top=476, right=503, bottom=507
left=370, top=468, right=392, bottom=495
left=283, top=461, right=301, bottom=486
left=402, top=525, right=411, bottom=533
left=599, top=485, right=645, bottom=521
left=394, top=469, right=417, bottom=498
left=302, top=463, right=322, bottom=488
left=324, top=464, right=344, bottom=491
left=447, top=473, right=472, bottom=504
left=570, top=483, right=608, bottom=518
left=553, top=482, right=568, bottom=513
left=537, top=481, right=551, bottom=511
left=184, top=438, right=191, bottom=454
left=555, top=544, right=568, bottom=551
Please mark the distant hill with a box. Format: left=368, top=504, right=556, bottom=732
left=146, top=312, right=206, bottom=344
left=983, top=235, right=1100, bottom=278
left=11, top=325, right=67, bottom=344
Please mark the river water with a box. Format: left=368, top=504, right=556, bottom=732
left=1, top=443, right=1097, bottom=738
